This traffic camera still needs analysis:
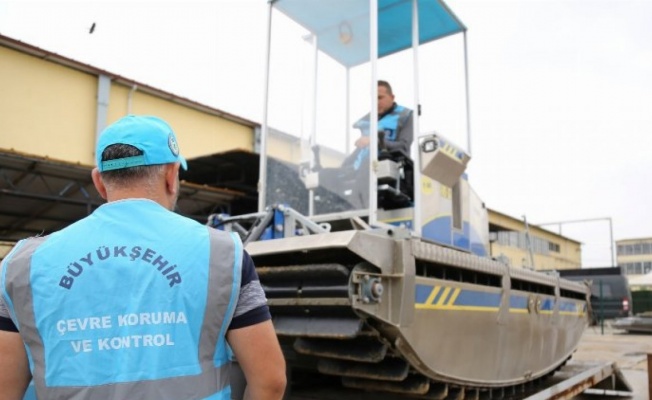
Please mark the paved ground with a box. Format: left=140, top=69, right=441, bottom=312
left=572, top=322, right=651, bottom=399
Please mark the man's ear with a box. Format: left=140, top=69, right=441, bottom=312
left=165, top=163, right=181, bottom=196
left=91, top=168, right=108, bottom=200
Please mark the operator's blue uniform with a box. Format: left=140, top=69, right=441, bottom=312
left=350, top=103, right=413, bottom=170
left=314, top=103, right=413, bottom=212
left=1, top=199, right=269, bottom=400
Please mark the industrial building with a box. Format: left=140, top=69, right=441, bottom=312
left=0, top=33, right=581, bottom=270
left=616, top=237, right=652, bottom=295
left=617, top=238, right=652, bottom=276
left=487, top=209, right=581, bottom=270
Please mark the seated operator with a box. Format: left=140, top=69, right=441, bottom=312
left=316, top=80, right=414, bottom=211
left=344, top=79, right=414, bottom=169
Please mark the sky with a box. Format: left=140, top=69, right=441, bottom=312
left=1, top=0, right=651, bottom=267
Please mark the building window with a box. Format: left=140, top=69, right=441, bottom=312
left=623, top=262, right=643, bottom=275
left=622, top=263, right=630, bottom=274
left=625, top=245, right=633, bottom=255
left=643, top=243, right=652, bottom=255
left=618, top=241, right=652, bottom=256
left=495, top=230, right=554, bottom=256
left=644, top=262, right=652, bottom=274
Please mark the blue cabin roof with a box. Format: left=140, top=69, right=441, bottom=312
left=273, top=0, right=466, bottom=67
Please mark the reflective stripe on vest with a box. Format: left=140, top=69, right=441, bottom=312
left=2, top=224, right=242, bottom=400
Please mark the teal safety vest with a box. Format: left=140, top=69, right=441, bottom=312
left=1, top=199, right=242, bottom=400
left=352, top=104, right=412, bottom=170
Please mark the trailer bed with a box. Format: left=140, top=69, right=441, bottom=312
left=286, top=361, right=632, bottom=400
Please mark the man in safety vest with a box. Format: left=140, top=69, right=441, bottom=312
left=348, top=79, right=413, bottom=168
left=316, top=80, right=414, bottom=211
left=0, top=115, right=286, bottom=399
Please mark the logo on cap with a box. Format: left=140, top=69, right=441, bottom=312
left=168, top=133, right=180, bottom=157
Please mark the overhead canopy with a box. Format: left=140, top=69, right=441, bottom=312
left=0, top=149, right=245, bottom=242
left=273, top=0, right=466, bottom=67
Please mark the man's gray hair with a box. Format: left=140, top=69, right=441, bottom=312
left=100, top=144, right=166, bottom=191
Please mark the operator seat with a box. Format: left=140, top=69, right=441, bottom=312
left=310, top=141, right=414, bottom=212
left=376, top=147, right=414, bottom=210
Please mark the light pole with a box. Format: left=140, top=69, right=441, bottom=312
left=537, top=217, right=615, bottom=267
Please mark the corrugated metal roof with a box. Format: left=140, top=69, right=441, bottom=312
left=0, top=149, right=244, bottom=242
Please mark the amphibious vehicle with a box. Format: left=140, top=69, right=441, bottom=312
left=210, top=1, right=592, bottom=398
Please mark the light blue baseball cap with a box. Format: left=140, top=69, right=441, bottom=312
left=96, top=115, right=188, bottom=172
